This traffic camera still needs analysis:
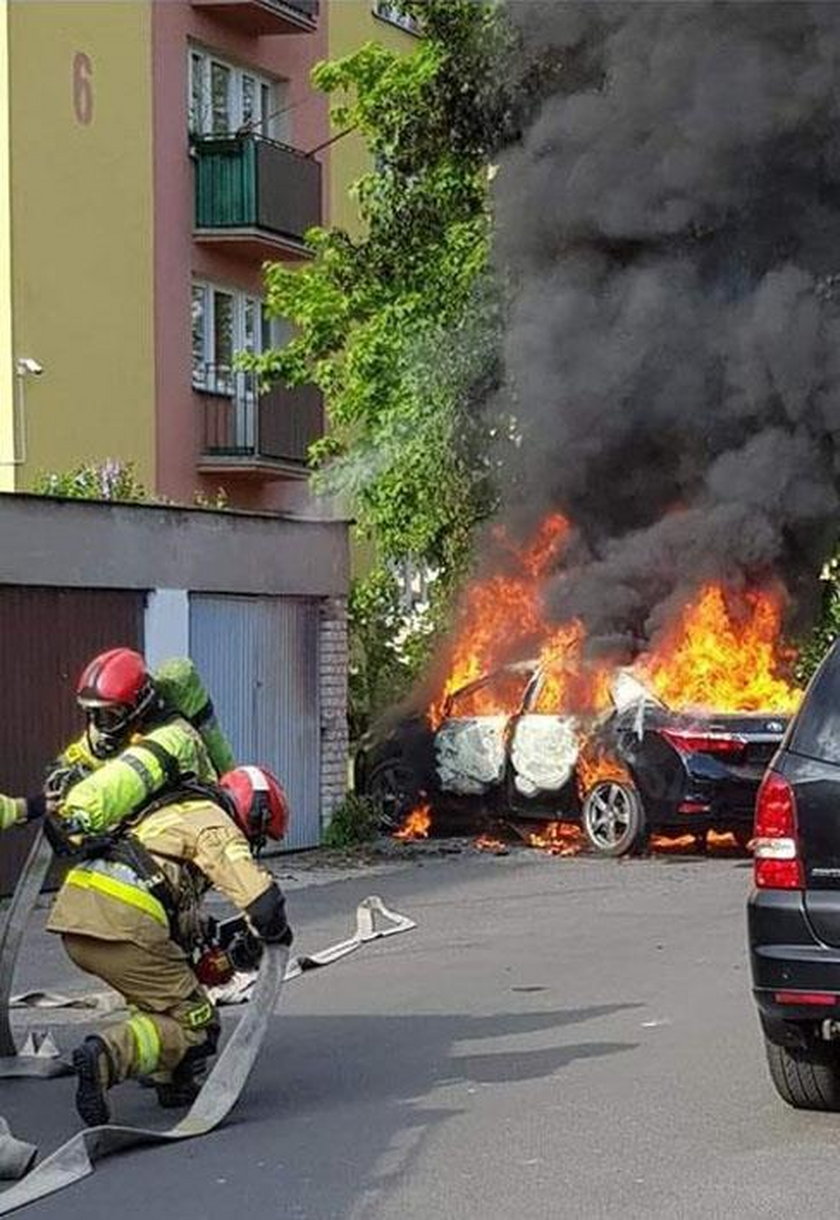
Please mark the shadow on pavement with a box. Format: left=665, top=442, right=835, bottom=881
left=1, top=1003, right=640, bottom=1220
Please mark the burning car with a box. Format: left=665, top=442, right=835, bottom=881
left=355, top=664, right=791, bottom=857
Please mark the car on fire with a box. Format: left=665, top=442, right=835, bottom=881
left=355, top=662, right=791, bottom=856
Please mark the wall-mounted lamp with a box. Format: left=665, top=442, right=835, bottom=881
left=1, top=357, right=46, bottom=466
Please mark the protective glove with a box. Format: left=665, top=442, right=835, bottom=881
left=246, top=883, right=293, bottom=948
left=0, top=794, right=24, bottom=832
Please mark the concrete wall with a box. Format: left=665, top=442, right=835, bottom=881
left=0, top=493, right=349, bottom=596
left=8, top=0, right=155, bottom=489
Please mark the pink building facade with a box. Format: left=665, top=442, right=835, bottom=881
left=152, top=1, right=329, bottom=510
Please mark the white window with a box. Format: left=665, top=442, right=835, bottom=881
left=188, top=48, right=287, bottom=140
left=372, top=2, right=421, bottom=35
left=193, top=282, right=287, bottom=450
left=192, top=282, right=281, bottom=392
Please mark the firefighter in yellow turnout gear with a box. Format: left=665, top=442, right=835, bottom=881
left=48, top=766, right=292, bottom=1125
left=47, top=650, right=222, bottom=843
left=39, top=647, right=288, bottom=1125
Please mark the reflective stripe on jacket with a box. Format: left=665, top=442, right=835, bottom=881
left=58, top=717, right=217, bottom=836
left=47, top=797, right=274, bottom=949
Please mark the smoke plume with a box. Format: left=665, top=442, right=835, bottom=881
left=494, top=1, right=840, bottom=656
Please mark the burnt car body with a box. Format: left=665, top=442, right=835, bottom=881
left=355, top=663, right=790, bottom=856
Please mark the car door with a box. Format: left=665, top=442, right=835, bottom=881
left=508, top=666, right=580, bottom=798
left=435, top=667, right=534, bottom=796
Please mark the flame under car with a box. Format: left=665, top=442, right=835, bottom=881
left=355, top=663, right=791, bottom=856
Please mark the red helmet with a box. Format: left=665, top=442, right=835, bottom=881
left=76, top=648, right=156, bottom=756
left=220, top=766, right=290, bottom=846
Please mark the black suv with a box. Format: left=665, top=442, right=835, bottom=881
left=748, top=639, right=840, bottom=1110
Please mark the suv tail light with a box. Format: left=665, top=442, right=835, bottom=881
left=660, top=727, right=745, bottom=759
left=753, top=771, right=804, bottom=890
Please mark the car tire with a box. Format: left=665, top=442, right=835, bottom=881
left=366, top=759, right=422, bottom=833
left=581, top=780, right=646, bottom=858
left=764, top=1035, right=840, bottom=1111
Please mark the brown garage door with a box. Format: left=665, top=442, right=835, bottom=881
left=0, top=586, right=145, bottom=893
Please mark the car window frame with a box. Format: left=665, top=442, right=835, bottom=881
left=442, top=663, right=536, bottom=721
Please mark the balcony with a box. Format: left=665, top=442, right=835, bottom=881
left=193, top=134, right=321, bottom=260
left=191, top=0, right=318, bottom=35
left=196, top=365, right=323, bottom=477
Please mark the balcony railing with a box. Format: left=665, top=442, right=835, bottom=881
left=196, top=365, right=323, bottom=471
left=193, top=133, right=321, bottom=258
left=191, top=0, right=318, bottom=35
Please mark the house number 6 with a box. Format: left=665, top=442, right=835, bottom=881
left=73, top=52, right=93, bottom=125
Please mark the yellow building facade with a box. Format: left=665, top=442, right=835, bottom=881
left=327, top=0, right=419, bottom=236
left=0, top=0, right=155, bottom=491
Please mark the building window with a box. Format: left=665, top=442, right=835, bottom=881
left=188, top=48, right=287, bottom=140
left=192, top=282, right=280, bottom=393
left=372, top=2, right=421, bottom=35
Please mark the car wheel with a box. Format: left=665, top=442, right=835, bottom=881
left=366, top=759, right=422, bottom=833
left=764, top=1036, right=840, bottom=1110
left=581, top=780, right=646, bottom=857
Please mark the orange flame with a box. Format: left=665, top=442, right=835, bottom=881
left=575, top=742, right=632, bottom=799
left=393, top=803, right=431, bottom=841
left=431, top=515, right=570, bottom=725
left=526, top=821, right=585, bottom=856
left=432, top=519, right=802, bottom=724
left=640, top=584, right=800, bottom=713
left=474, top=834, right=508, bottom=853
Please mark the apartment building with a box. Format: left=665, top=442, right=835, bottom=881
left=0, top=0, right=328, bottom=510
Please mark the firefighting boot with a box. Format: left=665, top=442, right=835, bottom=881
left=72, top=1035, right=115, bottom=1127
left=154, top=1026, right=219, bottom=1110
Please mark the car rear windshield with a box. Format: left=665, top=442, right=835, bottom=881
left=788, top=645, right=840, bottom=765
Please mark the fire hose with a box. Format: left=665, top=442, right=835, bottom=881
left=0, top=828, right=416, bottom=1215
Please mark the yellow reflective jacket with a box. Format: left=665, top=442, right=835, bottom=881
left=47, top=796, right=274, bottom=949
left=56, top=716, right=217, bottom=837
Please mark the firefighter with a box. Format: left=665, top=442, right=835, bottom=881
left=47, top=647, right=220, bottom=843
left=47, top=765, right=292, bottom=1126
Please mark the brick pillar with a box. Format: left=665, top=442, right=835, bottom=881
left=319, top=596, right=349, bottom=831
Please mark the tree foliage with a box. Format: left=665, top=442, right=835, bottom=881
left=251, top=0, right=526, bottom=583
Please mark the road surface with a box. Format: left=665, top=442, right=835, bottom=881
left=3, top=848, right=833, bottom=1220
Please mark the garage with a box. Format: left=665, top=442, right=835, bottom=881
left=0, top=584, right=145, bottom=890
left=190, top=594, right=322, bottom=850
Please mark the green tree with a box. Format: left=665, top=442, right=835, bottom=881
left=249, top=0, right=557, bottom=726
left=250, top=0, right=526, bottom=585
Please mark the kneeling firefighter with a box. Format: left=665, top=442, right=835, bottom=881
left=46, top=765, right=292, bottom=1126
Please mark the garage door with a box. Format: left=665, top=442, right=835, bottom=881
left=190, top=595, right=321, bottom=850
left=0, top=585, right=145, bottom=893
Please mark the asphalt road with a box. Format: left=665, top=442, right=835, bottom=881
left=3, top=848, right=836, bottom=1220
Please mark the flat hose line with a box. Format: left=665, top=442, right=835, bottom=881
left=0, top=828, right=416, bottom=1215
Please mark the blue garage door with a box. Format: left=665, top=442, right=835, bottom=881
left=190, top=595, right=321, bottom=850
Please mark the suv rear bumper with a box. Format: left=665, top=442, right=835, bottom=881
left=749, top=889, right=840, bottom=1026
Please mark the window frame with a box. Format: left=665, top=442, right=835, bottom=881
left=192, top=281, right=276, bottom=394
left=371, top=2, right=422, bottom=36
left=188, top=46, right=281, bottom=138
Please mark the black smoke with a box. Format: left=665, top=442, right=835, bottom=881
left=493, top=1, right=840, bottom=656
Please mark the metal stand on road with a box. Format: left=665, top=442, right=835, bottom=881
left=0, top=829, right=416, bottom=1215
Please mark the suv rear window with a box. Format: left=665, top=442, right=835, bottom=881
left=787, top=644, right=840, bottom=764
